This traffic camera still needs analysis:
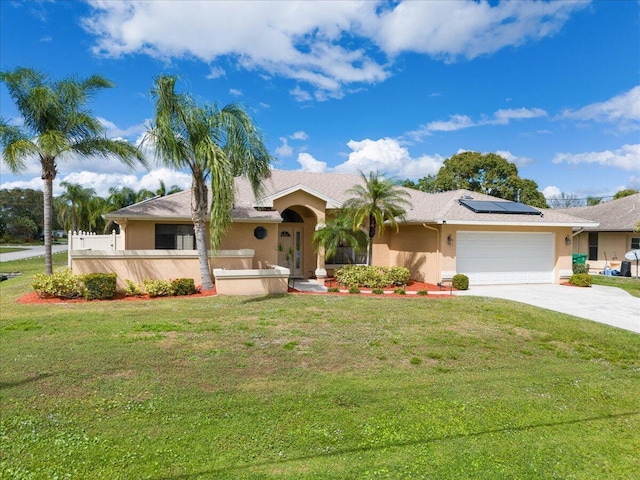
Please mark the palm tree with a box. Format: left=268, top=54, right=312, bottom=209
left=55, top=181, right=97, bottom=232
left=343, top=171, right=412, bottom=265
left=313, top=211, right=368, bottom=264
left=156, top=179, right=182, bottom=196
left=144, top=75, right=272, bottom=290
left=0, top=67, right=146, bottom=274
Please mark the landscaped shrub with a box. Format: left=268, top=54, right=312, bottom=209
left=82, top=273, right=117, bottom=300
left=327, top=287, right=340, bottom=293
left=335, top=265, right=410, bottom=288
left=452, top=274, right=469, bottom=290
left=171, top=278, right=198, bottom=296
left=569, top=273, right=592, bottom=287
left=372, top=288, right=384, bottom=295
left=393, top=287, right=406, bottom=295
left=573, top=263, right=590, bottom=274
left=348, top=286, right=361, bottom=294
left=417, top=290, right=428, bottom=296
left=123, top=279, right=143, bottom=296
left=32, top=269, right=83, bottom=299
left=387, top=266, right=410, bottom=286
left=143, top=279, right=174, bottom=298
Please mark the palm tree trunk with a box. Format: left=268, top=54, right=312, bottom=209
left=192, top=177, right=214, bottom=290
left=367, top=214, right=376, bottom=266
left=42, top=171, right=54, bottom=276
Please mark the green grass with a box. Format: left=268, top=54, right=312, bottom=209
left=1, top=253, right=639, bottom=479
left=591, top=274, right=640, bottom=297
left=0, top=246, right=29, bottom=254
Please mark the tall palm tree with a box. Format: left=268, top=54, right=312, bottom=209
left=313, top=211, right=368, bottom=264
left=55, top=181, right=97, bottom=232
left=343, top=171, right=412, bottom=265
left=0, top=67, right=146, bottom=274
left=156, top=179, right=182, bottom=196
left=144, top=75, right=272, bottom=290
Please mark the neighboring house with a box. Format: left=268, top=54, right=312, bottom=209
left=564, top=193, right=640, bottom=275
left=74, top=170, right=597, bottom=287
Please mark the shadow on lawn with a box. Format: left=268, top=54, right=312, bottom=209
left=0, top=372, right=52, bottom=389
left=154, top=410, right=640, bottom=479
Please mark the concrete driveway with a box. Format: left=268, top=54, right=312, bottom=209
left=456, top=284, right=639, bottom=333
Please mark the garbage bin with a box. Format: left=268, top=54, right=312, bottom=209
left=572, top=254, right=587, bottom=265
left=619, top=261, right=631, bottom=277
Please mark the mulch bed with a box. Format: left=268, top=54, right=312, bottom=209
left=17, top=279, right=455, bottom=304
left=16, top=287, right=217, bottom=305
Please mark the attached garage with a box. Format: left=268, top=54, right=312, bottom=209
left=456, top=232, right=554, bottom=285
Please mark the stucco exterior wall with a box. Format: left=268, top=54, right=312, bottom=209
left=220, top=223, right=279, bottom=268
left=573, top=231, right=639, bottom=262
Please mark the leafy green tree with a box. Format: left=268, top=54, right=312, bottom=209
left=343, top=171, right=412, bottom=265
left=434, top=151, right=547, bottom=208
left=156, top=179, right=182, bottom=196
left=402, top=174, right=438, bottom=193
left=0, top=67, right=146, bottom=274
left=613, top=189, right=638, bottom=200
left=55, top=181, right=97, bottom=232
left=313, top=211, right=368, bottom=264
left=587, top=196, right=602, bottom=206
left=144, top=75, right=272, bottom=290
left=0, top=188, right=46, bottom=241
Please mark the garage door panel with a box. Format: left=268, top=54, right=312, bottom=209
left=457, top=232, right=554, bottom=285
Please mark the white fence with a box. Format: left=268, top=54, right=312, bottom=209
left=67, top=230, right=122, bottom=268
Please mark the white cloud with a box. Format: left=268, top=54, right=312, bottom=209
left=542, top=185, right=562, bottom=199
left=559, top=86, right=640, bottom=126
left=553, top=144, right=640, bottom=171
left=373, top=0, right=587, bottom=60
left=82, top=0, right=585, bottom=100
left=275, top=138, right=293, bottom=159
left=206, top=66, right=225, bottom=79
left=297, top=152, right=327, bottom=173
left=290, top=86, right=313, bottom=102
left=97, top=117, right=148, bottom=139
left=491, top=107, right=547, bottom=125
left=406, top=106, right=546, bottom=142
left=333, top=138, right=443, bottom=178
left=229, top=88, right=243, bottom=97
left=495, top=150, right=534, bottom=168
left=290, top=131, right=308, bottom=141
left=0, top=177, right=47, bottom=192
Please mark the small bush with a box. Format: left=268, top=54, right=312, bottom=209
left=123, top=279, right=143, bottom=296
left=348, top=286, right=361, bottom=294
left=573, top=263, right=590, bottom=274
left=372, top=288, right=384, bottom=295
left=393, top=287, right=406, bottom=295
left=335, top=265, right=411, bottom=288
left=327, top=287, right=340, bottom=293
left=143, top=279, right=173, bottom=298
left=569, top=273, right=592, bottom=287
left=32, top=269, right=82, bottom=299
left=171, top=278, right=198, bottom=296
left=82, top=273, right=117, bottom=300
left=452, top=274, right=469, bottom=290
left=417, top=289, right=428, bottom=296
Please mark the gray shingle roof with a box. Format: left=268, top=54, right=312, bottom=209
left=106, top=170, right=597, bottom=227
left=562, top=193, right=640, bottom=231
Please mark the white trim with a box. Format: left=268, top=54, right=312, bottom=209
left=254, top=184, right=341, bottom=209
left=436, top=219, right=598, bottom=228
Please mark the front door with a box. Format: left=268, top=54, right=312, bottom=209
left=279, top=227, right=303, bottom=277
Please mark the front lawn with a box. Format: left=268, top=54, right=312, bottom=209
left=591, top=273, right=640, bottom=298
left=1, top=255, right=639, bottom=479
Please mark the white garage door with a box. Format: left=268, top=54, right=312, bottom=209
left=456, top=232, right=554, bottom=285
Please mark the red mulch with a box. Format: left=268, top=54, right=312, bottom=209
left=16, top=287, right=217, bottom=305
left=17, top=279, right=454, bottom=304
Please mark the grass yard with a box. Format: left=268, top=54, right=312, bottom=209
left=1, top=254, right=639, bottom=479
left=591, top=273, right=640, bottom=298
left=0, top=246, right=29, bottom=254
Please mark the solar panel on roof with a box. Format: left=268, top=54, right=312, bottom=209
left=459, top=199, right=542, bottom=215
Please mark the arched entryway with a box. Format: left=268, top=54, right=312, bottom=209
left=278, top=206, right=320, bottom=278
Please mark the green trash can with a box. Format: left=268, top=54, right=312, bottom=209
left=572, top=254, right=587, bottom=264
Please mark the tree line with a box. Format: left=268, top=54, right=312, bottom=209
left=0, top=182, right=182, bottom=242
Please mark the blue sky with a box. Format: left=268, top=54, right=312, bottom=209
left=1, top=0, right=639, bottom=202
